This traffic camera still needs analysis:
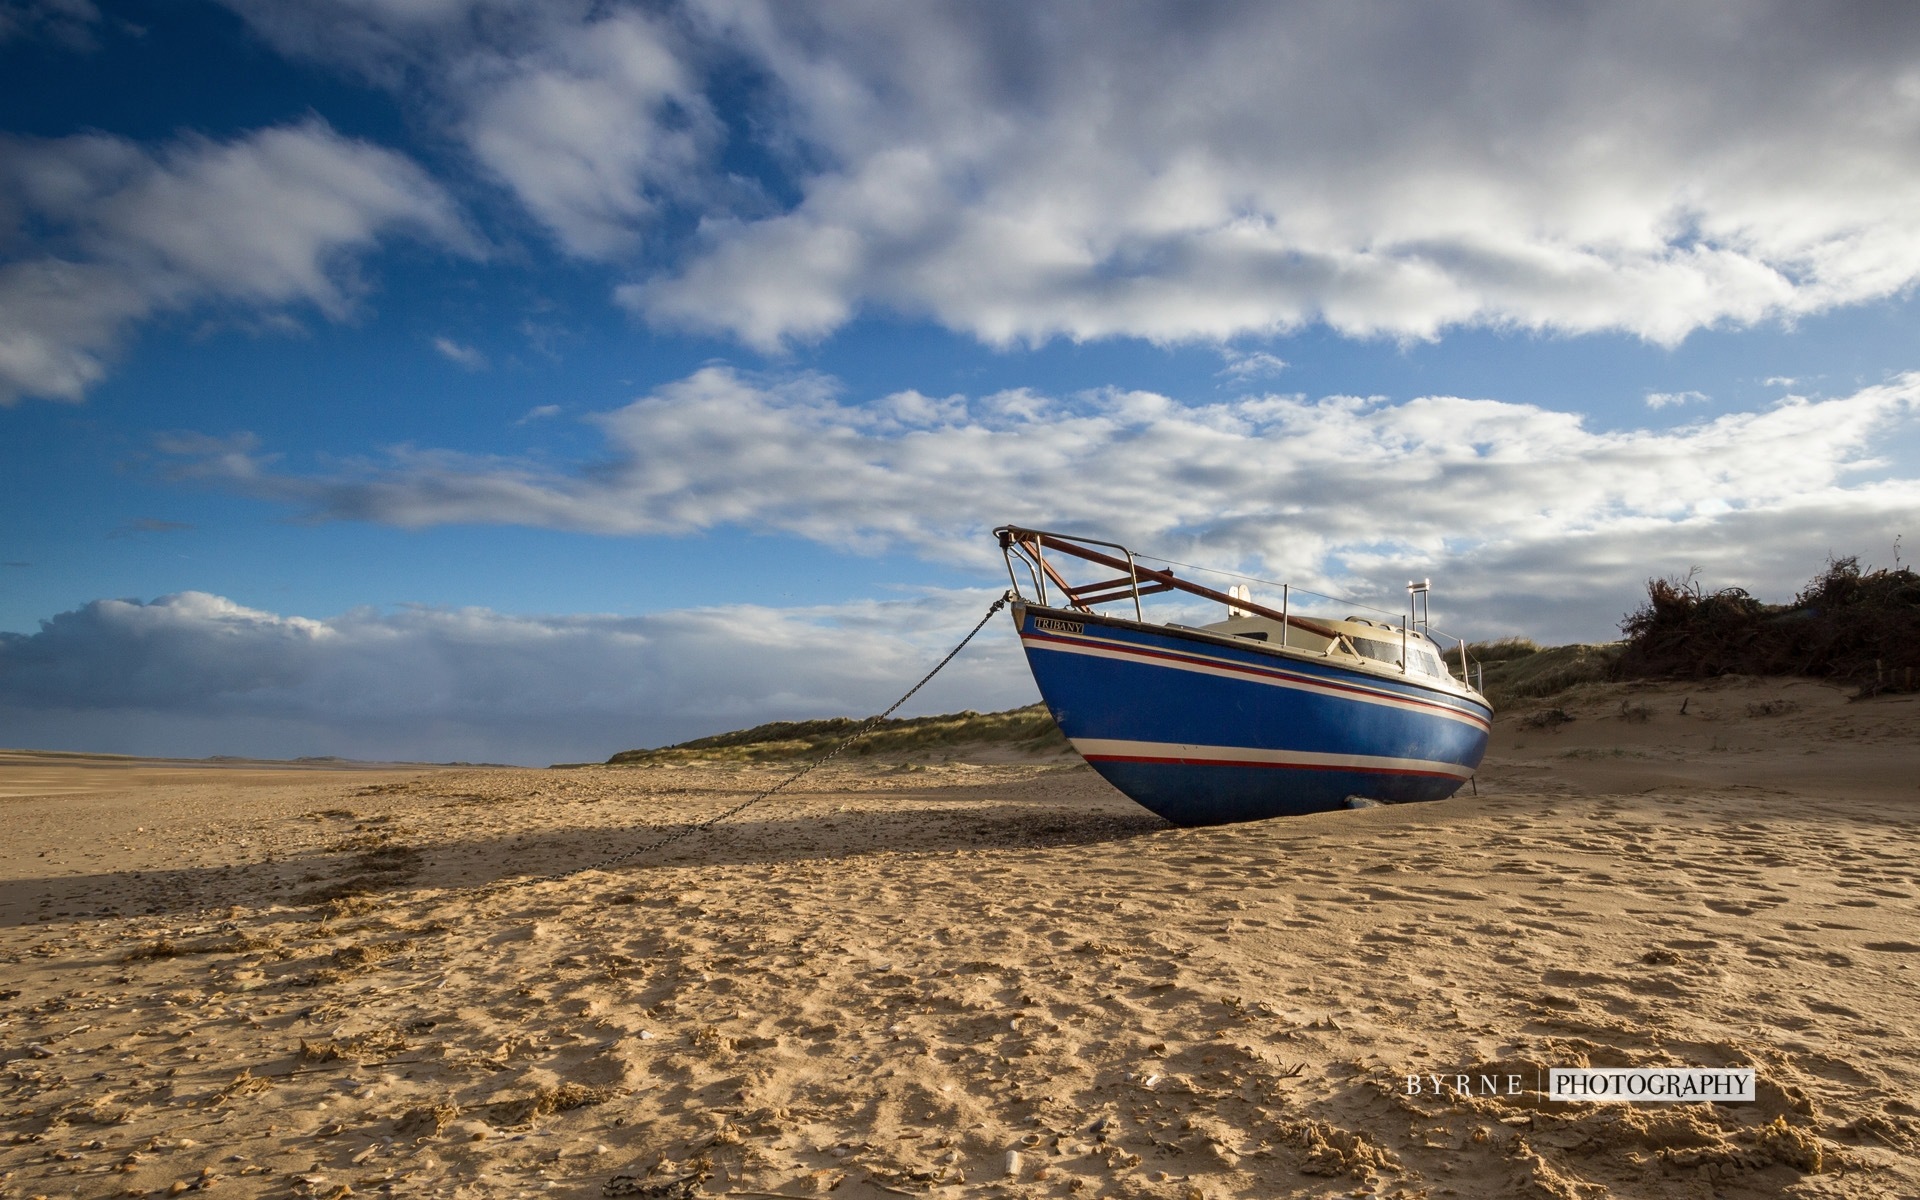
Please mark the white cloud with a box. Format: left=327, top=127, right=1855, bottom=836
left=0, top=588, right=1034, bottom=764
left=460, top=9, right=719, bottom=258
left=515, top=403, right=562, bottom=423
left=0, top=120, right=474, bottom=404
left=648, top=1, right=1920, bottom=348
left=212, top=0, right=508, bottom=87
left=217, top=2, right=1920, bottom=350
left=157, top=367, right=1920, bottom=641
left=1217, top=350, right=1288, bottom=383
left=224, top=0, right=723, bottom=259
left=432, top=336, right=488, bottom=370
left=1645, top=389, right=1709, bottom=409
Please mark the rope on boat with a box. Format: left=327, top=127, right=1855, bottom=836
left=478, top=590, right=1016, bottom=897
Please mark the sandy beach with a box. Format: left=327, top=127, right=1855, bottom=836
left=3, top=675, right=1917, bottom=1199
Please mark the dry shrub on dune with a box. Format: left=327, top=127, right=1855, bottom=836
left=1614, top=556, right=1920, bottom=691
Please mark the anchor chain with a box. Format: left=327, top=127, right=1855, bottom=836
left=477, top=590, right=1016, bottom=897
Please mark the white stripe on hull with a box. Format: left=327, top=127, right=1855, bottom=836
left=1070, top=737, right=1475, bottom=780
left=1020, top=630, right=1490, bottom=733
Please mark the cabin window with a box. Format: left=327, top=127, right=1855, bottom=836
left=1349, top=637, right=1451, bottom=679
left=1351, top=636, right=1401, bottom=664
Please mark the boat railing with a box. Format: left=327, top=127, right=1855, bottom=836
left=997, top=525, right=1486, bottom=694
left=1406, top=580, right=1486, bottom=693
left=1000, top=525, right=1343, bottom=648
left=1421, top=621, right=1485, bottom=694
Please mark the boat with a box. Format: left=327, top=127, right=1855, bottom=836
left=997, top=526, right=1492, bottom=826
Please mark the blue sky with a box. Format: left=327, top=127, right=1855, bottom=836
left=3, top=1, right=1918, bottom=764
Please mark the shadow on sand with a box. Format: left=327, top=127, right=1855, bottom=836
left=0, top=795, right=1170, bottom=927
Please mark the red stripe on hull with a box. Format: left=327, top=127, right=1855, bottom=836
left=1082, top=753, right=1466, bottom=779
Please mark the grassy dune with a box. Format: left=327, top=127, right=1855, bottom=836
left=1465, top=638, right=1621, bottom=708
left=601, top=703, right=1069, bottom=765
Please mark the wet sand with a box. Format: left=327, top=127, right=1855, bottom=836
left=2, top=676, right=1917, bottom=1199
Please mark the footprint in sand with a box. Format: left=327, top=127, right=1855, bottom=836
left=1704, top=898, right=1784, bottom=916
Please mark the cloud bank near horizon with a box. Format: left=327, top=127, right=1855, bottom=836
left=9, top=2, right=1920, bottom=399
left=0, top=588, right=1035, bottom=765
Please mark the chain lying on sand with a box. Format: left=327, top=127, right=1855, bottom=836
left=474, top=590, right=1016, bottom=899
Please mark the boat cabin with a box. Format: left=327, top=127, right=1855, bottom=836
left=995, top=524, right=1485, bottom=695
left=1196, top=614, right=1459, bottom=681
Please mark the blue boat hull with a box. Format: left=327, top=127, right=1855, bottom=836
left=1014, top=602, right=1491, bottom=825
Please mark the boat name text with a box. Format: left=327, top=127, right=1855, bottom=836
left=1033, top=617, right=1085, bottom=635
